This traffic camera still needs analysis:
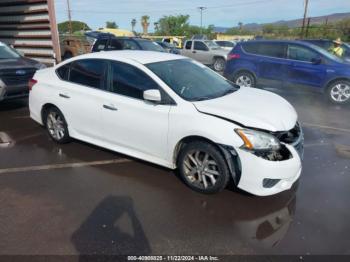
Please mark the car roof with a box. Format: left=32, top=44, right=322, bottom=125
left=241, top=39, right=317, bottom=48
left=64, top=50, right=185, bottom=65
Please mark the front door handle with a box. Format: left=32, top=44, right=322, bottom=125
left=192, top=50, right=197, bottom=53
left=103, top=104, right=118, bottom=111
left=59, top=93, right=70, bottom=99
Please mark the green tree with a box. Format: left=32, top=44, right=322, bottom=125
left=106, top=21, right=118, bottom=29
left=336, top=18, right=350, bottom=41
left=156, top=15, right=190, bottom=35
left=58, top=21, right=91, bottom=34
left=262, top=24, right=275, bottom=34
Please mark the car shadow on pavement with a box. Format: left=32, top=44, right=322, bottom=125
left=0, top=98, right=28, bottom=111
left=71, top=196, right=151, bottom=260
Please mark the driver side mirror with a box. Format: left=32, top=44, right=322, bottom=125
left=143, top=89, right=162, bottom=103
left=311, top=57, right=322, bottom=65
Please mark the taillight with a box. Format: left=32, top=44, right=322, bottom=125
left=228, top=53, right=240, bottom=60
left=28, top=79, right=37, bottom=91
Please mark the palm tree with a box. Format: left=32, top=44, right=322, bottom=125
left=141, top=15, right=150, bottom=35
left=131, top=18, right=137, bottom=32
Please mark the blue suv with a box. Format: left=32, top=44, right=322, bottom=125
left=224, top=40, right=350, bottom=105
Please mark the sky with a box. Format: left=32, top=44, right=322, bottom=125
left=54, top=0, right=350, bottom=32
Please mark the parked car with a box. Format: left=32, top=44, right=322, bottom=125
left=61, top=32, right=165, bottom=60
left=60, top=32, right=110, bottom=60
left=301, top=39, right=350, bottom=61
left=156, top=41, right=180, bottom=54
left=181, top=40, right=230, bottom=71
left=224, top=40, right=350, bottom=105
left=29, top=51, right=303, bottom=196
left=0, top=41, right=45, bottom=102
left=92, top=35, right=165, bottom=53
left=214, top=40, right=237, bottom=51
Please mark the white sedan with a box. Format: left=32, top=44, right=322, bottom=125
left=29, top=51, right=303, bottom=196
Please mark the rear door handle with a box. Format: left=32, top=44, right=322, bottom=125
left=103, top=104, right=118, bottom=111
left=59, top=93, right=70, bottom=99
left=192, top=50, right=197, bottom=53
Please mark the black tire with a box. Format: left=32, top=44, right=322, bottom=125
left=326, top=80, right=350, bottom=105
left=213, top=57, right=226, bottom=72
left=233, top=71, right=256, bottom=87
left=44, top=106, right=71, bottom=144
left=177, top=141, right=230, bottom=194
left=63, top=52, right=73, bottom=61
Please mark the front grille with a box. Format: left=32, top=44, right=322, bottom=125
left=272, top=123, right=304, bottom=159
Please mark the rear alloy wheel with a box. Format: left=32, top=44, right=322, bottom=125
left=234, top=71, right=256, bottom=87
left=327, top=80, right=350, bottom=105
left=178, top=142, right=230, bottom=194
left=213, top=57, right=226, bottom=72
left=45, top=107, right=70, bottom=143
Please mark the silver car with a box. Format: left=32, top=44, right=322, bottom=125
left=181, top=40, right=230, bottom=71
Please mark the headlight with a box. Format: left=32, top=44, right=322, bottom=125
left=235, top=129, right=281, bottom=151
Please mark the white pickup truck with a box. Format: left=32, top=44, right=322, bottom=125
left=180, top=40, right=230, bottom=71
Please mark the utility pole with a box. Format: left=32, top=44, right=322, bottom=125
left=305, top=17, right=311, bottom=38
left=198, top=6, right=207, bottom=35
left=66, top=0, right=72, bottom=35
left=300, top=0, right=309, bottom=38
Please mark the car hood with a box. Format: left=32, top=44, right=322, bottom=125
left=193, top=87, right=298, bottom=132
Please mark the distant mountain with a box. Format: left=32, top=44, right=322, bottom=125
left=214, top=12, right=350, bottom=33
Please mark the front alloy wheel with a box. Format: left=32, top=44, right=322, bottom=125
left=328, top=81, right=350, bottom=104
left=178, top=142, right=230, bottom=194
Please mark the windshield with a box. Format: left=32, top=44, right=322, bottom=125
left=0, top=43, right=20, bottom=59
left=146, top=59, right=239, bottom=101
left=138, top=40, right=165, bottom=52
left=204, top=41, right=220, bottom=49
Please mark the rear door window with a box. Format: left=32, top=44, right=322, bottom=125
left=287, top=45, right=319, bottom=62
left=242, top=42, right=259, bottom=54
left=69, top=59, right=107, bottom=89
left=243, top=42, right=286, bottom=58
left=259, top=43, right=286, bottom=58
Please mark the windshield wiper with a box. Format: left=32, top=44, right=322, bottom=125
left=191, top=96, right=213, bottom=101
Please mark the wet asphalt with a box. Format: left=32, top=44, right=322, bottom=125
left=0, top=87, right=349, bottom=256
